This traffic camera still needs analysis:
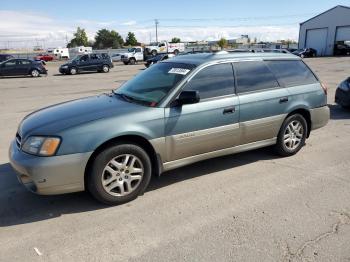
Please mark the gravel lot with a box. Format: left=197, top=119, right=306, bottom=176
left=0, top=57, right=349, bottom=262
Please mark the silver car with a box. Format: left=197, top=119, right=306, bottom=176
left=9, top=52, right=329, bottom=205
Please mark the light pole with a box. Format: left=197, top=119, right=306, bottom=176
left=155, top=19, right=159, bottom=43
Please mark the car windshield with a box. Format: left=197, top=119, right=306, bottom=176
left=114, top=62, right=196, bottom=106
left=71, top=55, right=82, bottom=62
left=128, top=48, right=136, bottom=52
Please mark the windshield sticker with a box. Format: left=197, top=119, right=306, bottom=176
left=168, top=68, right=190, bottom=75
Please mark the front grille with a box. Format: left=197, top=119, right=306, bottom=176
left=15, top=133, right=22, bottom=148
left=121, top=55, right=125, bottom=59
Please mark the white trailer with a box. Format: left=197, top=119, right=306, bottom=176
left=47, top=47, right=70, bottom=59
left=69, top=46, right=92, bottom=59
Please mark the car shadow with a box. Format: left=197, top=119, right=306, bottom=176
left=52, top=72, right=100, bottom=77
left=328, top=103, right=350, bottom=120
left=0, top=147, right=278, bottom=227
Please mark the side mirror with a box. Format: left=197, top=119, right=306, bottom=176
left=175, top=91, right=200, bottom=106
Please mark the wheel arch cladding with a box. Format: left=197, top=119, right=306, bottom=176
left=84, top=135, right=160, bottom=189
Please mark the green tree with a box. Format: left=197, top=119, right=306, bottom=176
left=67, top=27, right=89, bottom=48
left=171, top=37, right=181, bottom=43
left=125, top=32, right=138, bottom=46
left=93, top=29, right=124, bottom=49
left=217, top=38, right=228, bottom=50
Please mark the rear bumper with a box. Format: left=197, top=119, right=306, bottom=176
left=310, top=105, right=330, bottom=131
left=9, top=140, right=92, bottom=195
left=335, top=88, right=350, bottom=107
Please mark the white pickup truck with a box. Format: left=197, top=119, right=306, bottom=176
left=145, top=41, right=185, bottom=56
left=121, top=47, right=144, bottom=65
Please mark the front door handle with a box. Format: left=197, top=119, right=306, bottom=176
left=223, top=107, right=235, bottom=114
left=279, top=97, right=289, bottom=103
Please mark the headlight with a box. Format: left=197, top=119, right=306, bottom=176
left=338, top=80, right=350, bottom=91
left=22, top=136, right=61, bottom=156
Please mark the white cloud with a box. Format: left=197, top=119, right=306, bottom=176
left=121, top=20, right=137, bottom=26
left=0, top=10, right=299, bottom=49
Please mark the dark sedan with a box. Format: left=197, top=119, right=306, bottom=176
left=292, top=48, right=317, bottom=58
left=0, top=59, right=47, bottom=77
left=144, top=53, right=174, bottom=68
left=335, top=77, right=350, bottom=108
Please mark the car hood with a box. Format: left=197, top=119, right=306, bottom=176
left=18, top=94, right=145, bottom=138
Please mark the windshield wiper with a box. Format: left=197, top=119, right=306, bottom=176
left=113, top=91, right=151, bottom=106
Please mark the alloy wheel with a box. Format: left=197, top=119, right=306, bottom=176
left=101, top=154, right=144, bottom=197
left=283, top=120, right=304, bottom=150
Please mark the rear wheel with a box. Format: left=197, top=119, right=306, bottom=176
left=123, top=61, right=129, bottom=65
left=31, top=69, right=40, bottom=77
left=275, top=114, right=307, bottom=157
left=174, top=49, right=179, bottom=55
left=151, top=50, right=157, bottom=56
left=88, top=143, right=152, bottom=205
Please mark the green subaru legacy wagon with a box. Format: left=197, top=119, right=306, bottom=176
left=9, top=52, right=329, bottom=204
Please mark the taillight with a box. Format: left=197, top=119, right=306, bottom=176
left=321, top=83, right=327, bottom=95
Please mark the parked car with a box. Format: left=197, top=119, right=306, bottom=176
left=9, top=52, right=329, bottom=205
left=111, top=53, right=122, bottom=62
left=34, top=54, right=54, bottom=62
left=0, top=54, right=15, bottom=62
left=0, top=59, right=47, bottom=77
left=144, top=53, right=175, bottom=68
left=59, top=53, right=113, bottom=75
left=334, top=42, right=350, bottom=56
left=292, top=48, right=317, bottom=58
left=335, top=77, right=350, bottom=108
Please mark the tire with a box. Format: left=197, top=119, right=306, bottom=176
left=70, top=67, right=77, bottom=75
left=102, top=65, right=110, bottom=73
left=30, top=69, right=40, bottom=77
left=123, top=61, right=129, bottom=65
left=301, top=54, right=305, bottom=58
left=151, top=50, right=157, bottom=56
left=174, top=49, right=179, bottom=55
left=129, top=58, right=136, bottom=65
left=275, top=114, right=307, bottom=157
left=87, top=143, right=152, bottom=205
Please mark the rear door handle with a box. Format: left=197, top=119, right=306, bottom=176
left=223, top=107, right=235, bottom=114
left=279, top=97, right=289, bottom=103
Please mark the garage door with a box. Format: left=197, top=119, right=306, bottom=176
left=336, top=26, right=350, bottom=41
left=306, top=28, right=328, bottom=56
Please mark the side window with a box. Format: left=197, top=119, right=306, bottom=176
left=135, top=48, right=141, bottom=53
left=90, top=54, right=99, bottom=60
left=80, top=55, right=89, bottom=62
left=19, top=60, right=31, bottom=65
left=184, top=63, right=235, bottom=100
left=266, top=60, right=318, bottom=87
left=235, top=61, right=279, bottom=93
left=4, top=60, right=16, bottom=67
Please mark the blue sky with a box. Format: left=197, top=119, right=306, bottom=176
left=1, top=0, right=350, bottom=48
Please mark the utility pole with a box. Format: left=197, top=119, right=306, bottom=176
left=155, top=19, right=159, bottom=43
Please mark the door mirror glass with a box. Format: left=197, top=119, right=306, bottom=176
left=175, top=90, right=200, bottom=106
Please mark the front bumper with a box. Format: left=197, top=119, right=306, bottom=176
left=9, top=140, right=92, bottom=195
left=59, top=67, right=69, bottom=74
left=310, top=105, right=330, bottom=131
left=335, top=88, right=350, bottom=107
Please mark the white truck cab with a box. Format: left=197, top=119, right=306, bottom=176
left=121, top=47, right=144, bottom=65
left=146, top=41, right=185, bottom=56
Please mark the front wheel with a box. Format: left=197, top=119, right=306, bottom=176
left=129, top=58, right=136, bottom=65
left=31, top=69, right=40, bottom=77
left=102, top=65, right=110, bottom=73
left=275, top=114, right=307, bottom=157
left=87, top=143, right=152, bottom=205
left=70, top=67, right=77, bottom=75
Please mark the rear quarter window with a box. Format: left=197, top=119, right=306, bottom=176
left=266, top=60, right=318, bottom=87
